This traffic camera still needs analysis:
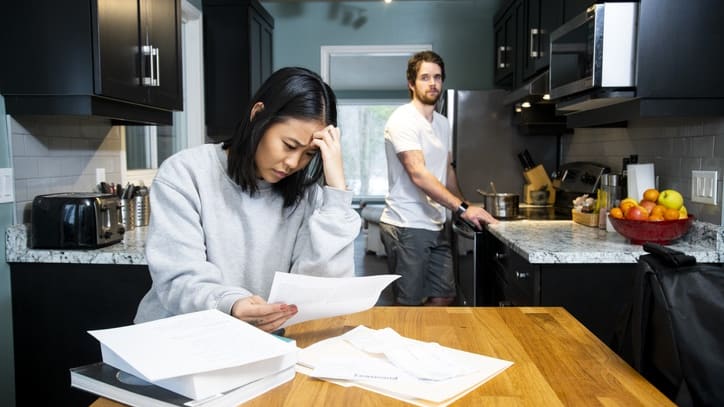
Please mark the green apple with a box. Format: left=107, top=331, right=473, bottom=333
left=657, top=189, right=684, bottom=210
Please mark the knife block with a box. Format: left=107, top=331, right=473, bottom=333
left=523, top=165, right=555, bottom=205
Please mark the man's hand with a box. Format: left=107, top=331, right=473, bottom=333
left=461, top=205, right=499, bottom=229
left=230, top=295, right=298, bottom=333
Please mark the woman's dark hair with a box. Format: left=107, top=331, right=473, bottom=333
left=406, top=50, right=446, bottom=98
left=222, top=67, right=337, bottom=208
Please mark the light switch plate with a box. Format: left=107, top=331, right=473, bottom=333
left=0, top=168, right=15, bottom=203
left=691, top=170, right=718, bottom=205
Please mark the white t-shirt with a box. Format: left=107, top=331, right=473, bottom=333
left=381, top=102, right=451, bottom=231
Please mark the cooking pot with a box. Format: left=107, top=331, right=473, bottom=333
left=478, top=191, right=519, bottom=219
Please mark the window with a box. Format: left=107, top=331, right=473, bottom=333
left=321, top=45, right=431, bottom=199
left=123, top=0, right=205, bottom=185
left=338, top=100, right=404, bottom=198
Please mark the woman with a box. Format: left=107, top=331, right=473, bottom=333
left=134, top=67, right=361, bottom=332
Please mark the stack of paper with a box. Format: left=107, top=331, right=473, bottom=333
left=75, top=309, right=297, bottom=404
left=296, top=326, right=513, bottom=407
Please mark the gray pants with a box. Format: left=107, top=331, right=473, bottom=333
left=379, top=222, right=455, bottom=305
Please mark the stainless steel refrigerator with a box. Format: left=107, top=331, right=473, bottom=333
left=438, top=89, right=558, bottom=305
left=440, top=89, right=558, bottom=200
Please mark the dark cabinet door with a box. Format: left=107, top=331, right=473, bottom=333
left=563, top=0, right=592, bottom=22
left=94, top=0, right=182, bottom=110
left=203, top=0, right=274, bottom=141
left=521, top=0, right=564, bottom=81
left=95, top=0, right=146, bottom=104
left=493, top=6, right=516, bottom=88
left=144, top=0, right=183, bottom=110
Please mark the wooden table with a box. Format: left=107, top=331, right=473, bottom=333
left=92, top=307, right=673, bottom=406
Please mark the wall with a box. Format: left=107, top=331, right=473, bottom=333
left=263, top=0, right=501, bottom=90
left=0, top=97, right=15, bottom=407
left=562, top=117, right=724, bottom=225
left=9, top=117, right=123, bottom=223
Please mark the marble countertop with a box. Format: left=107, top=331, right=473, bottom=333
left=487, top=219, right=724, bottom=264
left=5, top=224, right=148, bottom=265
left=6, top=219, right=724, bottom=265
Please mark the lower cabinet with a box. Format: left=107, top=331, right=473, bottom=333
left=484, top=231, right=636, bottom=347
left=9, top=263, right=152, bottom=406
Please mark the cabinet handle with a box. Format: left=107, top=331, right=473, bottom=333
left=142, top=45, right=160, bottom=87
left=495, top=252, right=506, bottom=261
left=529, top=28, right=540, bottom=58
left=154, top=47, right=160, bottom=87
left=515, top=271, right=529, bottom=280
left=497, top=46, right=506, bottom=69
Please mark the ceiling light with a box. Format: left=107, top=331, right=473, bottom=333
left=384, top=0, right=392, bottom=3
left=515, top=104, right=522, bottom=113
left=542, top=94, right=551, bottom=100
left=521, top=101, right=531, bottom=108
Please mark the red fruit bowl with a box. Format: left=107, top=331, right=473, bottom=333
left=608, top=215, right=695, bottom=245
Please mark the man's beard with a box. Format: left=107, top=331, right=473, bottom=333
left=415, top=90, right=440, bottom=106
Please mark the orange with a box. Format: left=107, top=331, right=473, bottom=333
left=643, top=188, right=660, bottom=203
left=650, top=204, right=667, bottom=218
left=663, top=207, right=680, bottom=220
left=649, top=214, right=665, bottom=222
left=610, top=207, right=624, bottom=219
left=620, top=200, right=636, bottom=215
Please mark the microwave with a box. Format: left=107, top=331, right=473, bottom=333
left=549, top=3, right=638, bottom=112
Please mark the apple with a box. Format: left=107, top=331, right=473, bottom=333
left=625, top=205, right=649, bottom=221
left=657, top=189, right=684, bottom=210
left=639, top=199, right=656, bottom=213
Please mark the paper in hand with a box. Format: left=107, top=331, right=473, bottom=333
left=267, top=273, right=399, bottom=328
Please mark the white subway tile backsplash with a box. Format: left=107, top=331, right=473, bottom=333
left=12, top=157, right=39, bottom=178
left=564, top=116, right=724, bottom=224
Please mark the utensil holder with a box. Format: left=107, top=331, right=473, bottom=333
left=134, top=195, right=150, bottom=227
left=119, top=199, right=135, bottom=231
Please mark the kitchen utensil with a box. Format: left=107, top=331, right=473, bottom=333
left=478, top=190, right=519, bottom=219
left=490, top=181, right=498, bottom=195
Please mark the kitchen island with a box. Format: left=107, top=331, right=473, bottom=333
left=480, top=219, right=723, bottom=349
left=486, top=219, right=723, bottom=264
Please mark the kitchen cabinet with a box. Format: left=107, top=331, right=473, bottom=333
left=0, top=0, right=182, bottom=124
left=203, top=0, right=274, bottom=141
left=494, top=0, right=566, bottom=89
left=483, top=230, right=637, bottom=346
left=9, top=263, right=152, bottom=406
left=519, top=0, right=564, bottom=81
left=493, top=2, right=517, bottom=88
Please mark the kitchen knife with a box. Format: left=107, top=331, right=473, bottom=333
left=522, top=149, right=536, bottom=168
left=518, top=152, right=531, bottom=170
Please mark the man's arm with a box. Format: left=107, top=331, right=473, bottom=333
left=398, top=150, right=498, bottom=228
left=398, top=150, right=464, bottom=211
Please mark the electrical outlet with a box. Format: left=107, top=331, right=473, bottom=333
left=0, top=168, right=14, bottom=203
left=95, top=168, right=106, bottom=184
left=691, top=170, right=718, bottom=205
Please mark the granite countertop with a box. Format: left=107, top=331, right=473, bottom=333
left=6, top=220, right=724, bottom=265
left=487, top=219, right=724, bottom=264
left=5, top=224, right=148, bottom=265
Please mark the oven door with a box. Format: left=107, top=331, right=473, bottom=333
left=452, top=220, right=482, bottom=306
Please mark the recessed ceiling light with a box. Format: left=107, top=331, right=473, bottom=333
left=521, top=101, right=531, bottom=108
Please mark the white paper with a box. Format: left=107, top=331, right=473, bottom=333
left=297, top=326, right=514, bottom=406
left=267, top=273, right=400, bottom=328
left=88, top=309, right=297, bottom=382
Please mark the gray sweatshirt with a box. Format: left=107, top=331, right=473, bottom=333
left=134, top=143, right=361, bottom=323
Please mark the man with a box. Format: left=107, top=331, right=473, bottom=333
left=379, top=51, right=498, bottom=306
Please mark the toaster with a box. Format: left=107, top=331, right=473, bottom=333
left=31, top=193, right=125, bottom=249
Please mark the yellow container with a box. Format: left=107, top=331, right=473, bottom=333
left=572, top=210, right=600, bottom=227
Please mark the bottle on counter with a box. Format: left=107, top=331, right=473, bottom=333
left=598, top=174, right=609, bottom=230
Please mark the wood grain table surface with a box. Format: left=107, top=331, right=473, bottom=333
left=91, top=306, right=674, bottom=406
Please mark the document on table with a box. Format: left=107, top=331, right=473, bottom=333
left=296, top=325, right=514, bottom=407
left=267, top=272, right=400, bottom=328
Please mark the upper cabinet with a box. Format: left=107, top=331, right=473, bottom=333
left=0, top=0, right=183, bottom=125
left=494, top=0, right=566, bottom=90
left=203, top=0, right=274, bottom=141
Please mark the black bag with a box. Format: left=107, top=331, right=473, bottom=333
left=619, top=242, right=724, bottom=406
